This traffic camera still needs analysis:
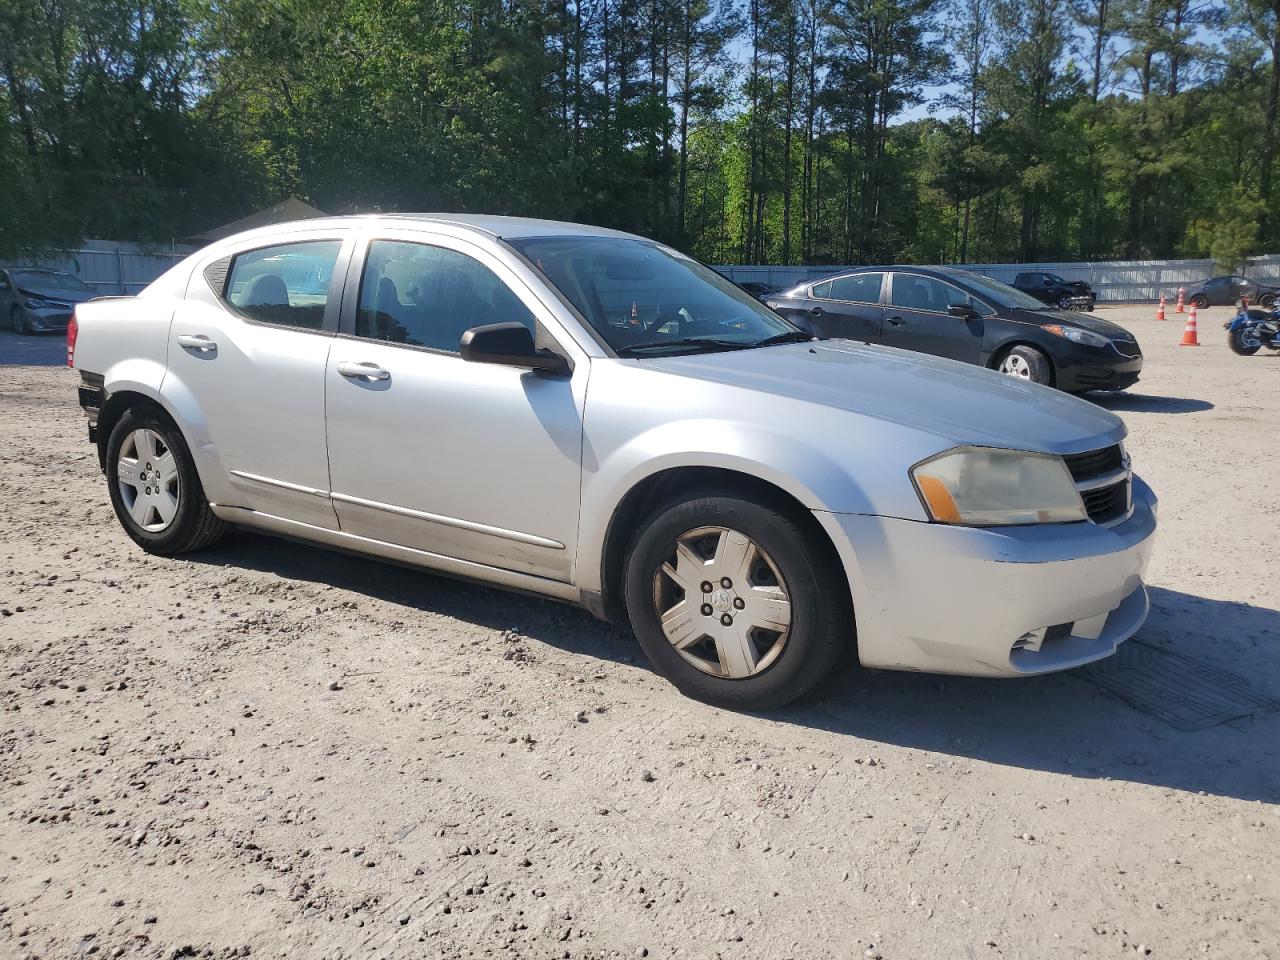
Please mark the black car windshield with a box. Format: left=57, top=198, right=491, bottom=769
left=13, top=270, right=93, bottom=292
left=963, top=273, right=1053, bottom=310
left=506, top=235, right=802, bottom=355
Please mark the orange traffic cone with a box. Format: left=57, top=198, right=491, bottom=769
left=1155, top=296, right=1166, bottom=321
left=1180, top=302, right=1200, bottom=346
left=1176, top=287, right=1186, bottom=313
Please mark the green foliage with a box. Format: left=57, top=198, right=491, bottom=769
left=2, top=0, right=1279, bottom=266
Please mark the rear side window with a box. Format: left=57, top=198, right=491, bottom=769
left=811, top=280, right=832, bottom=298
left=355, top=240, right=535, bottom=353
left=829, top=273, right=884, bottom=304
left=224, top=240, right=342, bottom=330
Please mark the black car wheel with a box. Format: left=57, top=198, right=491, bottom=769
left=11, top=305, right=27, bottom=334
left=996, top=345, right=1053, bottom=385
left=623, top=489, right=849, bottom=710
left=1190, top=293, right=1209, bottom=309
left=1259, top=293, right=1278, bottom=308
left=1057, top=295, right=1074, bottom=310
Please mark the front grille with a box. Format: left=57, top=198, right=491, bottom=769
left=1113, top=340, right=1142, bottom=359
left=1063, top=445, right=1124, bottom=480
left=1064, top=444, right=1131, bottom=524
left=1081, top=480, right=1130, bottom=524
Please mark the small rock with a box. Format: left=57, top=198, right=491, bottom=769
left=143, top=914, right=158, bottom=925
left=639, top=770, right=655, bottom=783
left=252, top=884, right=264, bottom=895
left=327, top=680, right=343, bottom=691
left=595, top=807, right=609, bottom=816
left=397, top=912, right=410, bottom=925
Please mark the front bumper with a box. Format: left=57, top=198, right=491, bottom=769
left=1055, top=342, right=1143, bottom=391
left=818, top=476, right=1157, bottom=677
left=21, top=306, right=73, bottom=332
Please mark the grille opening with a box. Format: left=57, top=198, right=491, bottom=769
left=1082, top=480, right=1129, bottom=524
left=1063, top=444, right=1124, bottom=481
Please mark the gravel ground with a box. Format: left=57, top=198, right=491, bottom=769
left=1, top=306, right=1278, bottom=960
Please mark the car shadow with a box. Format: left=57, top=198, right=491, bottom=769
left=1086, top=391, right=1214, bottom=414
left=192, top=531, right=1280, bottom=804
left=0, top=329, right=67, bottom=366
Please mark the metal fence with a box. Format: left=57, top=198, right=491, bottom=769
left=715, top=254, right=1280, bottom=303
left=15, top=240, right=195, bottom=295
left=18, top=241, right=1280, bottom=303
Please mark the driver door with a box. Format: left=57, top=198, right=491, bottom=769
left=323, top=231, right=587, bottom=582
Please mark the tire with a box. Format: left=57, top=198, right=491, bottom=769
left=11, top=305, right=27, bottom=334
left=105, top=406, right=229, bottom=555
left=1190, top=294, right=1209, bottom=309
left=996, top=344, right=1053, bottom=385
left=1057, top=295, right=1073, bottom=310
left=1228, top=326, right=1262, bottom=356
left=622, top=491, right=849, bottom=710
left=1260, top=293, right=1278, bottom=309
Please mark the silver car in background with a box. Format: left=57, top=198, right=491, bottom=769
left=69, top=215, right=1157, bottom=709
left=1, top=267, right=98, bottom=334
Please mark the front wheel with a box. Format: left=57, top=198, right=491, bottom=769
left=623, top=492, right=849, bottom=709
left=1190, top=294, right=1209, bottom=309
left=1259, top=293, right=1278, bottom=308
left=105, top=406, right=229, bottom=554
left=1228, top=326, right=1262, bottom=356
left=11, top=306, right=27, bottom=334
left=997, top=345, right=1053, bottom=385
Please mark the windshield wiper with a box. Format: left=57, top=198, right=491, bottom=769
left=615, top=337, right=759, bottom=356
left=752, top=331, right=815, bottom=347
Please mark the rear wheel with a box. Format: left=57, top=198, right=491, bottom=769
left=997, top=345, right=1053, bottom=386
left=1228, top=326, right=1262, bottom=356
left=105, top=407, right=229, bottom=554
left=623, top=492, right=849, bottom=709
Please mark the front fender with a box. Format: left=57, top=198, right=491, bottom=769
left=575, top=417, right=932, bottom=594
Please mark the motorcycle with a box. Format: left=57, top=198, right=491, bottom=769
left=1224, top=301, right=1280, bottom=356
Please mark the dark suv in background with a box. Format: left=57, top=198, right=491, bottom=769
left=766, top=266, right=1141, bottom=392
left=1012, top=271, right=1097, bottom=311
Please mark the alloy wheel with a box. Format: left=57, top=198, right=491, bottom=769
left=116, top=428, right=181, bottom=532
left=1000, top=354, right=1032, bottom=379
left=651, top=525, right=791, bottom=679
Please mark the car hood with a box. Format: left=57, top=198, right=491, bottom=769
left=17, top=283, right=96, bottom=303
left=642, top=340, right=1126, bottom=455
left=1011, top=308, right=1136, bottom=340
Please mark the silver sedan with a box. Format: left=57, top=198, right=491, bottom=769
left=69, top=215, right=1156, bottom=709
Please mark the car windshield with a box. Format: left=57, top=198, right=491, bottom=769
left=964, top=273, right=1053, bottom=310
left=506, top=235, right=803, bottom=355
left=13, top=270, right=93, bottom=292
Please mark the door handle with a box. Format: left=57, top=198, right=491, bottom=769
left=809, top=306, right=825, bottom=316
left=887, top=316, right=905, bottom=326
left=336, top=360, right=391, bottom=381
left=177, top=334, right=217, bottom=352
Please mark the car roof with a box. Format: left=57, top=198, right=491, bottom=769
left=819, top=265, right=977, bottom=281
left=263, top=213, right=646, bottom=242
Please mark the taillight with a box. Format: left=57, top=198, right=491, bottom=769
left=67, top=312, right=78, bottom=368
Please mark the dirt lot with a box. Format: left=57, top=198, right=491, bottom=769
left=1, top=305, right=1278, bottom=960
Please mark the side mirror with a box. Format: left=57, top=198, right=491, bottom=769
left=947, top=303, right=978, bottom=319
left=460, top=322, right=571, bottom=374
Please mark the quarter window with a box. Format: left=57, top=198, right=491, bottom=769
left=811, top=280, right=832, bottom=298
left=356, top=240, right=535, bottom=353
left=828, top=273, right=884, bottom=305
left=224, top=240, right=341, bottom=330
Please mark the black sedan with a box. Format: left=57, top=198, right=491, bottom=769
left=1182, top=275, right=1280, bottom=309
left=766, top=266, right=1142, bottom=392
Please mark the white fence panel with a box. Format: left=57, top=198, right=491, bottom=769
left=17, top=240, right=196, bottom=295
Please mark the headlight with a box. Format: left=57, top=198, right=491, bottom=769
left=1041, top=323, right=1109, bottom=348
left=24, top=296, right=63, bottom=310
left=911, top=447, right=1086, bottom=526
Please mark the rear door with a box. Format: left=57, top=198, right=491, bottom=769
left=882, top=272, right=986, bottom=364
left=167, top=233, right=354, bottom=529
left=807, top=272, right=886, bottom=342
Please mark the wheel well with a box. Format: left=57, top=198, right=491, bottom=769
left=989, top=340, right=1056, bottom=387
left=597, top=466, right=851, bottom=623
left=94, top=391, right=174, bottom=471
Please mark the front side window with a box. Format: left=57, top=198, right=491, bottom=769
left=355, top=240, right=535, bottom=353
left=224, top=240, right=341, bottom=330
left=13, top=270, right=93, bottom=292
left=829, top=272, right=883, bottom=304
left=892, top=275, right=991, bottom=314
left=505, top=235, right=800, bottom=356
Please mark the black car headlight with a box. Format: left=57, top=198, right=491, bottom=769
left=1041, top=323, right=1110, bottom=348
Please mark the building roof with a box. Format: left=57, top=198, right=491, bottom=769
left=186, top=198, right=327, bottom=244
